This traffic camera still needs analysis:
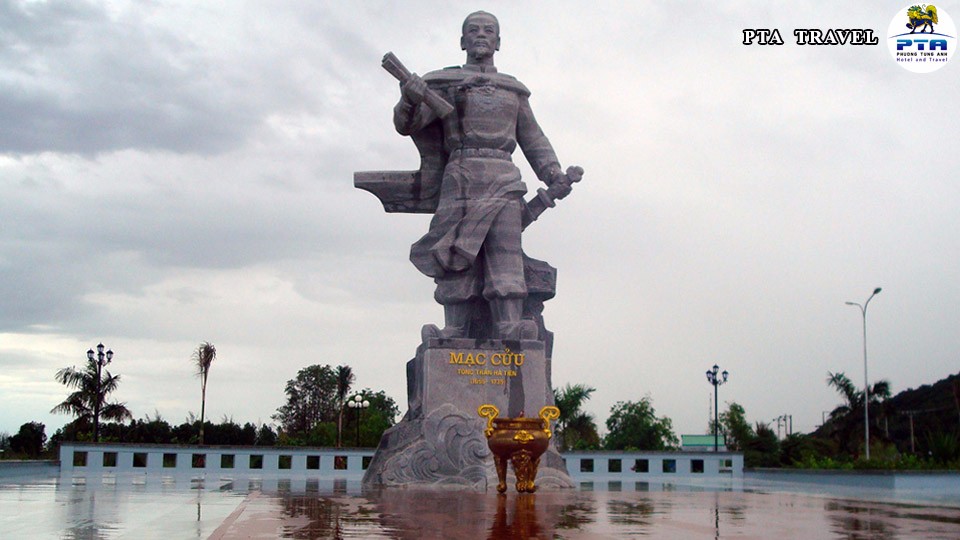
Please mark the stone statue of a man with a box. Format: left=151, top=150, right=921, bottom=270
left=393, top=11, right=580, bottom=341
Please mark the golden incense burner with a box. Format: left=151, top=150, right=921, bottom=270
left=478, top=404, right=560, bottom=493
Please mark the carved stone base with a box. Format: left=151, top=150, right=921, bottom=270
left=362, top=339, right=573, bottom=489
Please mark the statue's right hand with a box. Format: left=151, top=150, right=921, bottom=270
left=401, top=74, right=427, bottom=105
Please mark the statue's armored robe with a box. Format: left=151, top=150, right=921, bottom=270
left=402, top=67, right=559, bottom=303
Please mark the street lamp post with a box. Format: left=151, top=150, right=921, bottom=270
left=87, top=343, right=114, bottom=443
left=846, top=287, right=881, bottom=460
left=347, top=394, right=370, bottom=447
left=705, top=364, right=729, bottom=452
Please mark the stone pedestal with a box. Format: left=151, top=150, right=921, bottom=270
left=362, top=338, right=573, bottom=489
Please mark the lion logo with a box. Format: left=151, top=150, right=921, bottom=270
left=906, top=4, right=939, bottom=33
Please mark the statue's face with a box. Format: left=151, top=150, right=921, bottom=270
left=460, top=13, right=500, bottom=60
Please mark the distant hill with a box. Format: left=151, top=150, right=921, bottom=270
left=883, top=371, right=960, bottom=451
left=814, top=370, right=960, bottom=454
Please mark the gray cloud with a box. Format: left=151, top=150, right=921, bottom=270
left=1, top=1, right=235, bottom=153
left=0, top=0, right=379, bottom=156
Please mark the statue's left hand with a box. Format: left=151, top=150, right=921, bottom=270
left=548, top=166, right=583, bottom=200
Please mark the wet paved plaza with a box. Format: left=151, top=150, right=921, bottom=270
left=2, top=470, right=960, bottom=539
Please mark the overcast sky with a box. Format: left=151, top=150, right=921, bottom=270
left=2, top=1, right=958, bottom=441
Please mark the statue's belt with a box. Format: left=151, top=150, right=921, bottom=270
left=449, top=148, right=512, bottom=162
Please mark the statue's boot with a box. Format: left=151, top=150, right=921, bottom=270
left=490, top=297, right=538, bottom=340
left=421, top=302, right=471, bottom=340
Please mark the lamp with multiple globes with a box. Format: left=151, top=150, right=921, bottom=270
left=87, top=343, right=114, bottom=443
left=347, top=394, right=370, bottom=447
left=705, top=364, right=729, bottom=452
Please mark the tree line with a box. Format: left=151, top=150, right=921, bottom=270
left=551, top=371, right=960, bottom=470
left=711, top=371, right=960, bottom=469
left=1, top=341, right=399, bottom=459
left=552, top=384, right=678, bottom=452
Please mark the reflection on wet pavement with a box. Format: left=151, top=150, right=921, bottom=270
left=1, top=475, right=247, bottom=539
left=209, top=488, right=960, bottom=539
left=2, top=473, right=960, bottom=539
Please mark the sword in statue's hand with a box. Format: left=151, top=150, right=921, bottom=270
left=521, top=166, right=583, bottom=230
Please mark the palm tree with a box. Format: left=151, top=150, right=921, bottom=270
left=744, top=421, right=780, bottom=467
left=826, top=371, right=891, bottom=456
left=335, top=365, right=355, bottom=448
left=192, top=342, right=216, bottom=445
left=52, top=358, right=132, bottom=442
left=553, top=383, right=597, bottom=451
left=565, top=411, right=601, bottom=449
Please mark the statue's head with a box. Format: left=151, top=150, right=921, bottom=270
left=461, top=11, right=500, bottom=60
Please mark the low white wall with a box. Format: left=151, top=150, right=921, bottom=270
left=59, top=443, right=744, bottom=482
left=747, top=468, right=960, bottom=491
left=0, top=460, right=59, bottom=479
left=561, top=450, right=743, bottom=480
left=60, top=442, right=374, bottom=479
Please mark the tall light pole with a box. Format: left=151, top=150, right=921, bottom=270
left=846, top=287, right=881, bottom=460
left=87, top=343, right=114, bottom=443
left=347, top=393, right=370, bottom=447
left=705, top=364, right=729, bottom=452
left=773, top=414, right=793, bottom=439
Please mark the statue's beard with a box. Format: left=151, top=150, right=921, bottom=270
left=468, top=44, right=494, bottom=61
